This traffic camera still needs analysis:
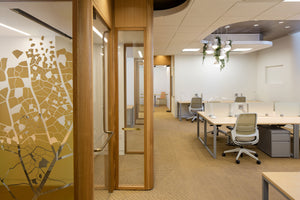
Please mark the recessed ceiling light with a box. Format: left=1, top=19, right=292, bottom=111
left=283, top=0, right=300, bottom=2
left=225, top=25, right=230, bottom=29
left=279, top=21, right=284, bottom=24
left=253, top=24, right=259, bottom=27
left=232, top=48, right=253, bottom=52
left=182, top=48, right=200, bottom=52
left=285, top=25, right=291, bottom=29
left=0, top=22, right=30, bottom=36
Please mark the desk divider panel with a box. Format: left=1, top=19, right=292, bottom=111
left=248, top=102, right=274, bottom=117
left=274, top=102, right=300, bottom=117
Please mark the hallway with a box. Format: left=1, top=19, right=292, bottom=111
left=96, top=107, right=300, bottom=200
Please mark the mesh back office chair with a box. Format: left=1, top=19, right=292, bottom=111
left=186, top=97, right=203, bottom=122
left=222, top=113, right=261, bottom=164
left=235, top=96, right=246, bottom=102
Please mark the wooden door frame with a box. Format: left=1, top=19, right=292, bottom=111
left=115, top=27, right=153, bottom=190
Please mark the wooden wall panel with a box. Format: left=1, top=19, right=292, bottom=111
left=73, top=0, right=94, bottom=199
left=114, top=0, right=147, bottom=28
left=154, top=55, right=171, bottom=66
left=93, top=0, right=113, bottom=28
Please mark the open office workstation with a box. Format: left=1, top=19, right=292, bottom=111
left=165, top=27, right=300, bottom=199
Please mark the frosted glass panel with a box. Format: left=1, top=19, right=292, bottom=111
left=230, top=103, right=248, bottom=117
left=275, top=102, right=300, bottom=117
left=0, top=2, right=73, bottom=199
left=205, top=103, right=230, bottom=117
left=248, top=102, right=274, bottom=117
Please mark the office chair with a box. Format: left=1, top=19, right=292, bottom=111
left=222, top=113, right=261, bottom=164
left=235, top=96, right=246, bottom=102
left=186, top=97, right=203, bottom=122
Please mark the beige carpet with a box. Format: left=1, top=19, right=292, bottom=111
left=95, top=106, right=300, bottom=200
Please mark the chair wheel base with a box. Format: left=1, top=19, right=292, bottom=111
left=236, top=160, right=240, bottom=164
left=256, top=160, right=261, bottom=165
left=254, top=153, right=258, bottom=157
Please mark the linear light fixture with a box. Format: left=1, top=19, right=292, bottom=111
left=232, top=48, right=253, bottom=52
left=138, top=50, right=143, bottom=58
left=11, top=8, right=71, bottom=39
left=0, top=22, right=30, bottom=36
left=182, top=48, right=200, bottom=52
left=93, top=26, right=103, bottom=38
left=283, top=0, right=300, bottom=2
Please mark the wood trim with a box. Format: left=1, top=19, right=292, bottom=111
left=73, top=0, right=94, bottom=199
left=113, top=28, right=120, bottom=190
left=117, top=186, right=145, bottom=190
left=144, top=0, right=154, bottom=190
left=93, top=0, right=112, bottom=29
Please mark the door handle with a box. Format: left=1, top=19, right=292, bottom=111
left=94, top=131, right=114, bottom=152
left=122, top=127, right=141, bottom=131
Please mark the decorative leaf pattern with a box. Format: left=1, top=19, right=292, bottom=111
left=0, top=36, right=73, bottom=200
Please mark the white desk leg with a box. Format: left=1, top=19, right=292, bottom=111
left=262, top=177, right=269, bottom=200
left=293, top=124, right=299, bottom=158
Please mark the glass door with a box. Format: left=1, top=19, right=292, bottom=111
left=92, top=9, right=112, bottom=198
left=118, top=30, right=145, bottom=188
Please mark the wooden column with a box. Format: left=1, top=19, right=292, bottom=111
left=144, top=0, right=154, bottom=190
left=73, top=0, right=94, bottom=199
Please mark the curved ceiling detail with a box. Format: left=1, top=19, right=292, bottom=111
left=154, top=0, right=190, bottom=17
left=154, top=0, right=188, bottom=10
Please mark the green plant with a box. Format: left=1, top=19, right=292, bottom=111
left=202, top=43, right=207, bottom=63
left=213, top=36, right=221, bottom=63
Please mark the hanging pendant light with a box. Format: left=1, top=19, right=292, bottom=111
left=219, top=49, right=226, bottom=60
left=212, top=38, right=219, bottom=49
left=224, top=40, right=232, bottom=52
left=205, top=43, right=214, bottom=54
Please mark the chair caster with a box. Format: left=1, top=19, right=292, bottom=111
left=236, top=160, right=240, bottom=164
left=254, top=153, right=258, bottom=157
left=256, top=160, right=261, bottom=165
left=222, top=153, right=226, bottom=157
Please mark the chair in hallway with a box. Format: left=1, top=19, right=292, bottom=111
left=222, top=113, right=261, bottom=164
left=156, top=92, right=167, bottom=106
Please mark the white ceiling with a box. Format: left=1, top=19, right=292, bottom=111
left=0, top=1, right=299, bottom=56
left=0, top=2, right=72, bottom=37
left=153, top=0, right=300, bottom=55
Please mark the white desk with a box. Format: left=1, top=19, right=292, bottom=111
left=197, top=112, right=300, bottom=159
left=177, top=101, right=191, bottom=121
left=263, top=172, right=300, bottom=200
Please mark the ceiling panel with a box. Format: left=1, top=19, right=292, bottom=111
left=256, top=2, right=300, bottom=20
left=222, top=2, right=279, bottom=18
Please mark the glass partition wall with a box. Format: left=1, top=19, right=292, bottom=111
left=118, top=31, right=145, bottom=188
left=92, top=9, right=112, bottom=198
left=0, top=1, right=73, bottom=199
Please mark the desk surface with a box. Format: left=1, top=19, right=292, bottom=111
left=177, top=100, right=260, bottom=104
left=263, top=172, right=300, bottom=200
left=198, top=112, right=300, bottom=125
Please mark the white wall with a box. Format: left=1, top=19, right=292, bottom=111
left=256, top=32, right=300, bottom=102
left=174, top=54, right=257, bottom=102
left=153, top=65, right=170, bottom=108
